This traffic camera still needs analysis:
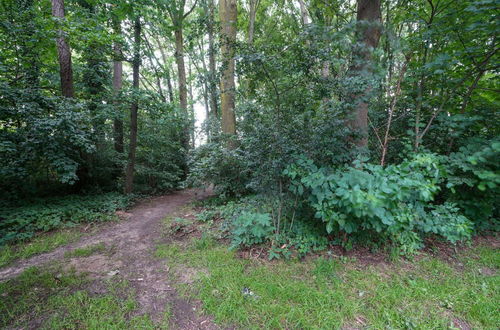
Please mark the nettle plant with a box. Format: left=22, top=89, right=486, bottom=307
left=285, top=154, right=472, bottom=255
left=230, top=212, right=274, bottom=249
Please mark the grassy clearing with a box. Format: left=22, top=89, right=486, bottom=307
left=0, top=230, right=82, bottom=268
left=0, top=265, right=169, bottom=329
left=156, top=220, right=499, bottom=329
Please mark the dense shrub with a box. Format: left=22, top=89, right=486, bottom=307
left=187, top=140, right=250, bottom=197
left=285, top=154, right=473, bottom=254
left=445, top=138, right=500, bottom=230
left=0, top=193, right=133, bottom=245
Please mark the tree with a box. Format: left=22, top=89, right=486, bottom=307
left=219, top=0, right=237, bottom=142
left=247, top=0, right=260, bottom=44
left=164, top=0, right=198, bottom=150
left=347, top=0, right=382, bottom=149
left=124, top=16, right=142, bottom=194
left=205, top=0, right=218, bottom=119
left=51, top=0, right=74, bottom=98
left=112, top=14, right=124, bottom=154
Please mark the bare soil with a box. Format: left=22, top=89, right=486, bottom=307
left=0, top=189, right=219, bottom=330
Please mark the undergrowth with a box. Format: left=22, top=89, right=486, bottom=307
left=0, top=193, right=134, bottom=246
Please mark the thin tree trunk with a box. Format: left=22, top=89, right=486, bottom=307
left=219, top=0, right=237, bottom=142
left=143, top=34, right=166, bottom=102
left=207, top=0, right=219, bottom=118
left=415, top=1, right=436, bottom=150
left=347, top=0, right=382, bottom=149
left=112, top=17, right=124, bottom=153
left=380, top=59, right=408, bottom=166
left=298, top=0, right=310, bottom=25
left=248, top=0, right=259, bottom=44
left=124, top=17, right=141, bottom=194
left=174, top=29, right=188, bottom=112
left=174, top=27, right=191, bottom=150
left=155, top=36, right=175, bottom=103
left=51, top=0, right=74, bottom=98
left=188, top=62, right=196, bottom=147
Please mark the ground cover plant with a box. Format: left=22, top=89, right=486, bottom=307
left=0, top=193, right=133, bottom=246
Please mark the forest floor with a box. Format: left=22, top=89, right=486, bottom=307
left=0, top=189, right=219, bottom=329
left=0, top=189, right=498, bottom=329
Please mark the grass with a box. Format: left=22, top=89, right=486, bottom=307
left=0, top=265, right=169, bottom=329
left=156, top=232, right=499, bottom=329
left=64, top=242, right=108, bottom=258
left=0, top=230, right=82, bottom=268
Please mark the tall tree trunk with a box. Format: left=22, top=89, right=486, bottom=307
left=219, top=0, right=237, bottom=142
left=155, top=36, right=175, bottom=103
left=174, top=29, right=188, bottom=112
left=112, top=16, right=124, bottom=153
left=124, top=17, right=141, bottom=194
left=188, top=62, right=196, bottom=147
left=51, top=0, right=74, bottom=98
left=298, top=0, right=310, bottom=25
left=197, top=41, right=212, bottom=141
left=347, top=0, right=382, bottom=149
left=248, top=0, right=259, bottom=44
left=207, top=0, right=219, bottom=118
left=174, top=28, right=191, bottom=150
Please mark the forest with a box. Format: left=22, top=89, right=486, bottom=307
left=0, top=0, right=498, bottom=328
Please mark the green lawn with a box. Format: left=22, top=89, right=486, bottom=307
left=0, top=265, right=169, bottom=329
left=156, top=230, right=499, bottom=329
left=0, top=230, right=82, bottom=268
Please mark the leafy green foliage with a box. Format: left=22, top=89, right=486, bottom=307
left=445, top=138, right=500, bottom=230
left=285, top=154, right=473, bottom=254
left=230, top=212, right=274, bottom=248
left=188, top=140, right=250, bottom=197
left=0, top=193, right=133, bottom=245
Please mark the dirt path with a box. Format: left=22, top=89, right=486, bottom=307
left=0, top=189, right=218, bottom=329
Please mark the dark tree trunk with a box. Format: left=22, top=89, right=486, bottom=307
left=52, top=0, right=74, bottom=98
left=347, top=0, right=382, bottom=148
left=207, top=0, right=218, bottom=118
left=112, top=16, right=124, bottom=153
left=124, top=16, right=141, bottom=194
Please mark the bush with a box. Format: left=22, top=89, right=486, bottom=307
left=187, top=140, right=250, bottom=197
left=285, top=154, right=473, bottom=254
left=0, top=193, right=133, bottom=245
left=445, top=138, right=500, bottom=230
left=230, top=212, right=274, bottom=249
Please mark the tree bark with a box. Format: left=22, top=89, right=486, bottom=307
left=219, top=0, right=237, bottom=141
left=347, top=0, right=382, bottom=149
left=248, top=0, right=259, bottom=44
left=207, top=0, right=219, bottom=118
left=298, top=0, right=310, bottom=25
left=188, top=62, right=196, bottom=147
left=155, top=36, right=175, bottom=103
left=51, top=0, right=74, bottom=98
left=174, top=28, right=188, bottom=112
left=112, top=16, right=124, bottom=153
left=124, top=17, right=141, bottom=194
